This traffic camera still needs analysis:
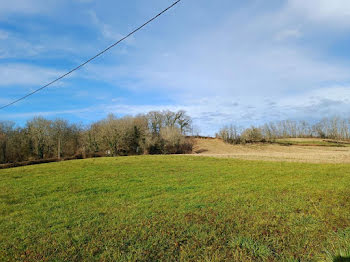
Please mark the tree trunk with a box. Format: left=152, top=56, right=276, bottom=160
left=57, top=137, right=61, bottom=159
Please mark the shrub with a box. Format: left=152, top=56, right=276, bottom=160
left=218, top=125, right=242, bottom=144
left=241, top=127, right=264, bottom=143
left=146, top=127, right=193, bottom=154
left=161, top=127, right=193, bottom=154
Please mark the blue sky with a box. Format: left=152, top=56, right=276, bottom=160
left=1, top=0, right=350, bottom=135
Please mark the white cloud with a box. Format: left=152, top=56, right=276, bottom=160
left=87, top=10, right=132, bottom=42
left=0, top=0, right=57, bottom=15
left=0, top=30, right=9, bottom=40
left=275, top=29, right=302, bottom=41
left=0, top=107, right=93, bottom=119
left=287, top=0, right=350, bottom=26
left=0, top=28, right=98, bottom=61
left=75, top=0, right=94, bottom=3
left=0, top=64, right=62, bottom=86
left=0, top=36, right=43, bottom=59
left=126, top=17, right=350, bottom=98
left=0, top=0, right=92, bottom=15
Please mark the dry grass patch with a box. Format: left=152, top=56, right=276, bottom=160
left=192, top=138, right=350, bottom=163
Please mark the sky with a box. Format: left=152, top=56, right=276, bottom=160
left=1, top=0, right=350, bottom=135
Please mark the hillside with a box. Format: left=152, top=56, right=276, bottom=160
left=1, top=156, right=350, bottom=261
left=192, top=138, right=350, bottom=163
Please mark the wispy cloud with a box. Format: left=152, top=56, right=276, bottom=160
left=0, top=0, right=59, bottom=16
left=0, top=31, right=45, bottom=59
left=0, top=64, right=62, bottom=86
left=86, top=9, right=134, bottom=44
left=287, top=0, right=350, bottom=27
left=118, top=8, right=350, bottom=98
left=275, top=29, right=302, bottom=41
left=0, top=30, right=9, bottom=40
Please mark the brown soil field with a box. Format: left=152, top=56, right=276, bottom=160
left=192, top=138, right=350, bottom=163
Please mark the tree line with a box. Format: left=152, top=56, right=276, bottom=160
left=218, top=117, right=350, bottom=144
left=0, top=110, right=193, bottom=165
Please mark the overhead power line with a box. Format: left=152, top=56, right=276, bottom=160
left=0, top=0, right=182, bottom=110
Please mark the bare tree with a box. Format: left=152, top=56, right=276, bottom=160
left=147, top=111, right=164, bottom=136
left=27, top=117, right=54, bottom=159
left=175, top=110, right=192, bottom=135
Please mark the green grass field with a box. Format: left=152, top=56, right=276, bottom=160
left=1, top=156, right=350, bottom=261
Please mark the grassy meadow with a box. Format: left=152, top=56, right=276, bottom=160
left=1, top=156, right=350, bottom=261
